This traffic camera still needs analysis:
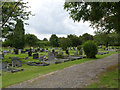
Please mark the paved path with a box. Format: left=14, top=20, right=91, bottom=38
left=7, top=54, right=118, bottom=88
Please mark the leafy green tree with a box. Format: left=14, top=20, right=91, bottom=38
left=67, top=34, right=82, bottom=47
left=59, top=37, right=72, bottom=50
left=25, top=34, right=39, bottom=47
left=64, top=2, right=120, bottom=34
left=43, top=38, right=48, bottom=41
left=13, top=19, right=25, bottom=49
left=82, top=33, right=93, bottom=43
left=2, top=1, right=32, bottom=35
left=49, top=34, right=59, bottom=47
left=83, top=40, right=98, bottom=58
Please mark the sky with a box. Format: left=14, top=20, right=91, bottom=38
left=24, top=0, right=95, bottom=40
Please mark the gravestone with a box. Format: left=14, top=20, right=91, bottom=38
left=55, top=47, right=58, bottom=50
left=21, top=50, right=25, bottom=54
left=28, top=49, right=32, bottom=56
left=2, top=53, right=4, bottom=59
left=2, top=62, right=7, bottom=69
left=58, top=49, right=61, bottom=54
left=66, top=49, right=69, bottom=56
left=74, top=50, right=78, bottom=56
left=52, top=49, right=55, bottom=54
left=41, top=49, right=44, bottom=52
left=12, top=60, right=22, bottom=67
left=10, top=57, right=19, bottom=61
left=14, top=49, right=18, bottom=54
left=48, top=52, right=55, bottom=61
left=33, top=53, right=39, bottom=59
left=19, top=49, right=22, bottom=54
left=3, top=50, right=8, bottom=53
left=79, top=49, right=83, bottom=55
left=39, top=56, right=44, bottom=61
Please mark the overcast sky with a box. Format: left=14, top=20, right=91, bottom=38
left=24, top=0, right=95, bottom=40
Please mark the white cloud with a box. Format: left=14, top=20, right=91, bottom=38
left=24, top=0, right=95, bottom=40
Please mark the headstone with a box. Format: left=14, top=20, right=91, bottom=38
left=74, top=50, right=78, bottom=56
left=41, top=49, right=44, bottom=52
left=21, top=50, right=25, bottom=54
left=39, top=56, right=44, bottom=61
left=33, top=53, right=39, bottom=59
left=2, top=62, right=7, bottom=69
left=79, top=49, right=83, bottom=55
left=3, top=50, right=7, bottom=53
left=28, top=49, right=32, bottom=56
left=14, top=49, right=18, bottom=54
left=52, top=49, right=55, bottom=54
left=2, top=53, right=4, bottom=59
left=12, top=60, right=22, bottom=67
left=10, top=57, right=19, bottom=60
left=66, top=49, right=69, bottom=55
left=48, top=52, right=55, bottom=61
left=19, top=49, right=22, bottom=54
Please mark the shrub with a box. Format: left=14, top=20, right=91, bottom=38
left=83, top=40, right=98, bottom=58
left=77, top=45, right=82, bottom=51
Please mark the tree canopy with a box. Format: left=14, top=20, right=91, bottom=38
left=50, top=34, right=59, bottom=47
left=13, top=19, right=25, bottom=49
left=64, top=2, right=120, bottom=33
left=2, top=1, right=32, bottom=36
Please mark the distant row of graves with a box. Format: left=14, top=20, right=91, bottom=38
left=0, top=46, right=118, bottom=74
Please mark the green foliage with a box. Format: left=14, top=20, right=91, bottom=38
left=2, top=39, right=12, bottom=47
left=102, top=45, right=106, bottom=50
left=59, top=37, right=72, bottom=50
left=50, top=34, right=59, bottom=47
left=83, top=40, right=98, bottom=58
left=25, top=34, right=39, bottom=47
left=64, top=2, right=120, bottom=33
left=37, top=41, right=51, bottom=47
left=77, top=45, right=81, bottom=51
left=82, top=33, right=93, bottom=43
left=43, top=38, right=48, bottom=41
left=67, top=34, right=82, bottom=47
left=12, top=19, right=25, bottom=49
left=2, top=1, right=32, bottom=34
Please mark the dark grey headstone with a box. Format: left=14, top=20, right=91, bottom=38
left=33, top=53, right=39, bottom=59
left=12, top=60, right=22, bottom=67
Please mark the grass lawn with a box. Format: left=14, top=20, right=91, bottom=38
left=2, top=49, right=118, bottom=88
left=87, top=64, right=119, bottom=88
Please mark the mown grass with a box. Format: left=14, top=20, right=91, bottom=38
left=2, top=49, right=118, bottom=88
left=87, top=64, right=119, bottom=88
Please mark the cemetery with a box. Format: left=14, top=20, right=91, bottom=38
left=1, top=0, right=119, bottom=89
left=0, top=45, right=119, bottom=88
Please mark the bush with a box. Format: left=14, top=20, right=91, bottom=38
left=83, top=40, right=98, bottom=58
left=77, top=45, right=82, bottom=50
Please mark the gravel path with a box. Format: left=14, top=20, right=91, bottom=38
left=7, top=54, right=118, bottom=88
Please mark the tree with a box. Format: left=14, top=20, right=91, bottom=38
left=64, top=2, right=120, bottom=34
left=25, top=34, right=39, bottom=47
left=83, top=40, right=98, bottom=58
left=2, top=1, right=32, bottom=36
left=13, top=19, right=25, bottom=49
left=59, top=37, right=72, bottom=50
left=82, top=33, right=93, bottom=43
left=67, top=34, right=82, bottom=47
left=43, top=38, right=48, bottom=41
left=49, top=34, right=59, bottom=47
